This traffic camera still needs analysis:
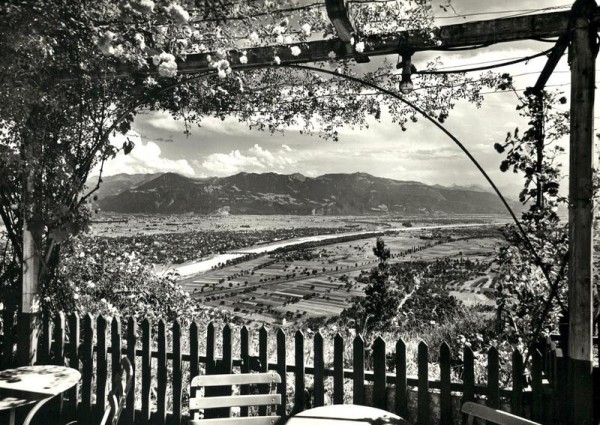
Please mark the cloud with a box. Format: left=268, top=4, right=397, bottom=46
left=100, top=132, right=196, bottom=176
left=199, top=144, right=297, bottom=176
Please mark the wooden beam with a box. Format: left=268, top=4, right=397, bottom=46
left=567, top=0, right=596, bottom=423
left=532, top=33, right=570, bottom=94
left=325, top=0, right=354, bottom=43
left=106, top=7, right=600, bottom=78
left=324, top=0, right=370, bottom=62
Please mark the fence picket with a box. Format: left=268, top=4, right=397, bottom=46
left=206, top=322, right=215, bottom=374
left=50, top=313, right=66, bottom=421
left=487, top=346, right=500, bottom=409
left=240, top=325, right=250, bottom=417
left=531, top=349, right=543, bottom=423
left=172, top=320, right=182, bottom=425
left=111, top=317, right=122, bottom=381
left=190, top=321, right=200, bottom=380
left=141, top=319, right=151, bottom=425
left=157, top=320, right=167, bottom=425
left=353, top=335, right=365, bottom=406
left=68, top=314, right=80, bottom=422
left=80, top=314, right=94, bottom=425
left=395, top=338, right=407, bottom=418
left=511, top=350, right=524, bottom=417
left=417, top=341, right=429, bottom=425
left=277, top=329, right=287, bottom=418
left=215, top=324, right=233, bottom=418
left=440, top=342, right=452, bottom=425
left=294, top=330, right=305, bottom=413
left=314, top=331, right=325, bottom=407
left=258, top=325, right=268, bottom=416
left=555, top=348, right=567, bottom=425
left=40, top=313, right=51, bottom=365
left=125, top=317, right=137, bottom=425
left=334, top=333, right=344, bottom=405
left=373, top=337, right=386, bottom=410
left=53, top=312, right=65, bottom=365
left=96, top=315, right=108, bottom=421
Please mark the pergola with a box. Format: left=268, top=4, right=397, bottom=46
left=17, top=0, right=598, bottom=423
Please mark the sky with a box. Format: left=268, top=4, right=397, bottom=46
left=101, top=0, right=591, bottom=198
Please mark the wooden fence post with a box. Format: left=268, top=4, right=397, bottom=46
left=487, top=346, right=500, bottom=409
left=440, top=342, right=452, bottom=425
left=395, top=338, right=407, bottom=418
left=156, top=320, right=167, bottom=425
left=39, top=313, right=51, bottom=365
left=96, top=315, right=108, bottom=422
left=125, top=317, right=137, bottom=425
left=206, top=322, right=215, bottom=374
left=531, top=349, right=543, bottom=423
left=81, top=314, right=94, bottom=424
left=111, top=317, right=122, bottom=380
left=511, top=350, right=524, bottom=416
left=294, top=330, right=305, bottom=413
left=172, top=320, right=183, bottom=425
left=353, top=335, right=365, bottom=406
left=277, top=329, right=287, bottom=419
left=141, top=319, right=151, bottom=425
left=314, top=331, right=325, bottom=407
left=417, top=341, right=429, bottom=425
left=333, top=333, right=344, bottom=404
left=373, top=337, right=387, bottom=410
left=68, top=314, right=80, bottom=422
left=240, top=325, right=250, bottom=417
left=258, top=325, right=268, bottom=416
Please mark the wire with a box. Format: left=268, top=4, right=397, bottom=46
left=433, top=4, right=571, bottom=20
left=417, top=48, right=557, bottom=74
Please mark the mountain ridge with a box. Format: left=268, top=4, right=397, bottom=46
left=95, top=172, right=516, bottom=215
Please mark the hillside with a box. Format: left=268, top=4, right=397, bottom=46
left=96, top=172, right=514, bottom=215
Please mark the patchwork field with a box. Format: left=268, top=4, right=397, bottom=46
left=181, top=227, right=502, bottom=325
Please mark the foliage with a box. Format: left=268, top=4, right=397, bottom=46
left=493, top=88, right=569, bottom=348
left=43, top=237, right=203, bottom=324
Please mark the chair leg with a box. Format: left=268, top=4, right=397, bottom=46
left=23, top=397, right=53, bottom=425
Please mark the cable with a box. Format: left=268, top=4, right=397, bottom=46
left=417, top=48, right=556, bottom=74
left=433, top=4, right=571, bottom=20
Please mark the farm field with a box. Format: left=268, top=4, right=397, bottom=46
left=182, top=226, right=503, bottom=325
left=89, top=212, right=511, bottom=237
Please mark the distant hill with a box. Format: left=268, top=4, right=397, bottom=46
left=95, top=172, right=516, bottom=215
left=87, top=173, right=163, bottom=200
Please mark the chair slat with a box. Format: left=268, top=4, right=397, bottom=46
left=191, top=372, right=281, bottom=387
left=461, top=402, right=541, bottom=425
left=190, top=394, right=282, bottom=410
left=189, top=416, right=281, bottom=425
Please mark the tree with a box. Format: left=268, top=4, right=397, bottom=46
left=493, top=88, right=571, bottom=349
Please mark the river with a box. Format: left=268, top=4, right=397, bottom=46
left=172, top=223, right=500, bottom=277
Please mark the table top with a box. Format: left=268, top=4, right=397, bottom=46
left=0, top=365, right=81, bottom=410
left=287, top=404, right=410, bottom=424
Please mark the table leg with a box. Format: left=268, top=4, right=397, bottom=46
left=9, top=408, right=15, bottom=425
left=23, top=397, right=52, bottom=425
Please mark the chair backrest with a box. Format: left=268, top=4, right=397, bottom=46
left=462, top=402, right=541, bottom=425
left=100, top=357, right=133, bottom=425
left=189, top=371, right=282, bottom=425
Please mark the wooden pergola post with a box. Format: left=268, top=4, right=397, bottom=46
left=568, top=0, right=597, bottom=423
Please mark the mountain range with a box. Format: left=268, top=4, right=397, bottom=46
left=92, top=172, right=515, bottom=215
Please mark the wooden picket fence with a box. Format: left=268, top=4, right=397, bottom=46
left=1, top=313, right=569, bottom=425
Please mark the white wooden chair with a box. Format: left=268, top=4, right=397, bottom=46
left=189, top=371, right=282, bottom=425
left=462, top=401, right=541, bottom=425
